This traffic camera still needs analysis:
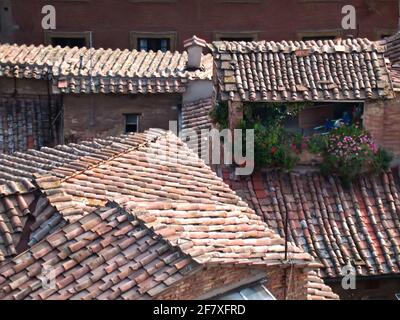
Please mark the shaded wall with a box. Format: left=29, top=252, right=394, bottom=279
left=328, top=276, right=400, bottom=300
left=63, top=93, right=180, bottom=142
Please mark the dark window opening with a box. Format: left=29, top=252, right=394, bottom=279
left=137, top=38, right=170, bottom=52
left=302, top=35, right=337, bottom=41
left=248, top=102, right=363, bottom=136
left=220, top=37, right=254, bottom=42
left=51, top=37, right=86, bottom=48
left=125, top=114, right=139, bottom=133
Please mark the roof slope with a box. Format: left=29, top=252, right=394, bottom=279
left=379, top=32, right=400, bottom=91
left=0, top=204, right=200, bottom=300
left=0, top=43, right=212, bottom=94
left=0, top=187, right=37, bottom=262
left=0, top=129, right=258, bottom=254
left=380, top=32, right=400, bottom=68
left=121, top=201, right=312, bottom=266
left=35, top=130, right=250, bottom=216
left=0, top=129, right=159, bottom=184
left=223, top=168, right=400, bottom=278
left=210, top=38, right=394, bottom=102
left=0, top=130, right=339, bottom=300
left=0, top=200, right=337, bottom=300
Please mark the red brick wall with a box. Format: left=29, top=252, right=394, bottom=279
left=4, top=0, right=398, bottom=50
left=63, top=93, right=180, bottom=142
left=154, top=265, right=326, bottom=300
left=364, top=97, right=400, bottom=157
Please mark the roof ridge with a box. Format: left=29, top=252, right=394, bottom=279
left=210, top=38, right=384, bottom=54
left=35, top=129, right=167, bottom=185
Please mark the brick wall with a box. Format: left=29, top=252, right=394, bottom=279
left=63, top=93, right=180, bottom=142
left=154, top=265, right=330, bottom=300
left=5, top=0, right=398, bottom=50
left=364, top=97, right=400, bottom=157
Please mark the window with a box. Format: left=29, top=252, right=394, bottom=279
left=220, top=37, right=255, bottom=42
left=125, top=114, right=139, bottom=133
left=375, top=29, right=396, bottom=40
left=302, top=35, right=337, bottom=41
left=45, top=31, right=91, bottom=48
left=214, top=32, right=258, bottom=42
left=51, top=37, right=86, bottom=48
left=297, top=30, right=342, bottom=42
left=130, top=32, right=177, bottom=51
left=213, top=281, right=276, bottom=300
left=138, top=38, right=170, bottom=52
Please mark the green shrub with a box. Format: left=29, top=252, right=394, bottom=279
left=209, top=101, right=229, bottom=130
left=372, top=148, right=393, bottom=173
left=240, top=119, right=300, bottom=170
left=307, top=135, right=328, bottom=154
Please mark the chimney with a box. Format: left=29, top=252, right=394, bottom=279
left=184, top=35, right=207, bottom=70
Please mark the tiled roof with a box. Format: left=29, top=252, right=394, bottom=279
left=381, top=32, right=400, bottom=69
left=0, top=96, right=60, bottom=154
left=0, top=130, right=339, bottom=300
left=0, top=203, right=200, bottom=300
left=181, top=98, right=214, bottom=157
left=305, top=270, right=339, bottom=300
left=0, top=129, right=158, bottom=184
left=379, top=33, right=400, bottom=91
left=0, top=129, right=255, bottom=252
left=0, top=186, right=37, bottom=262
left=0, top=199, right=338, bottom=300
left=35, top=130, right=251, bottom=216
left=210, top=38, right=394, bottom=102
left=0, top=43, right=212, bottom=94
left=181, top=98, right=213, bottom=133
left=223, top=168, right=400, bottom=278
left=0, top=129, right=169, bottom=255
left=121, top=201, right=313, bottom=266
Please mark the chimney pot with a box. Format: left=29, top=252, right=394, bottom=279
left=184, top=35, right=207, bottom=70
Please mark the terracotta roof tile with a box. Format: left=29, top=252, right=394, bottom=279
left=0, top=187, right=42, bottom=262
left=0, top=129, right=159, bottom=185
left=223, top=168, right=400, bottom=278
left=0, top=44, right=212, bottom=94
left=0, top=96, right=61, bottom=154
left=119, top=201, right=314, bottom=267
left=0, top=204, right=200, bottom=300
left=0, top=129, right=338, bottom=299
left=210, top=38, right=394, bottom=102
